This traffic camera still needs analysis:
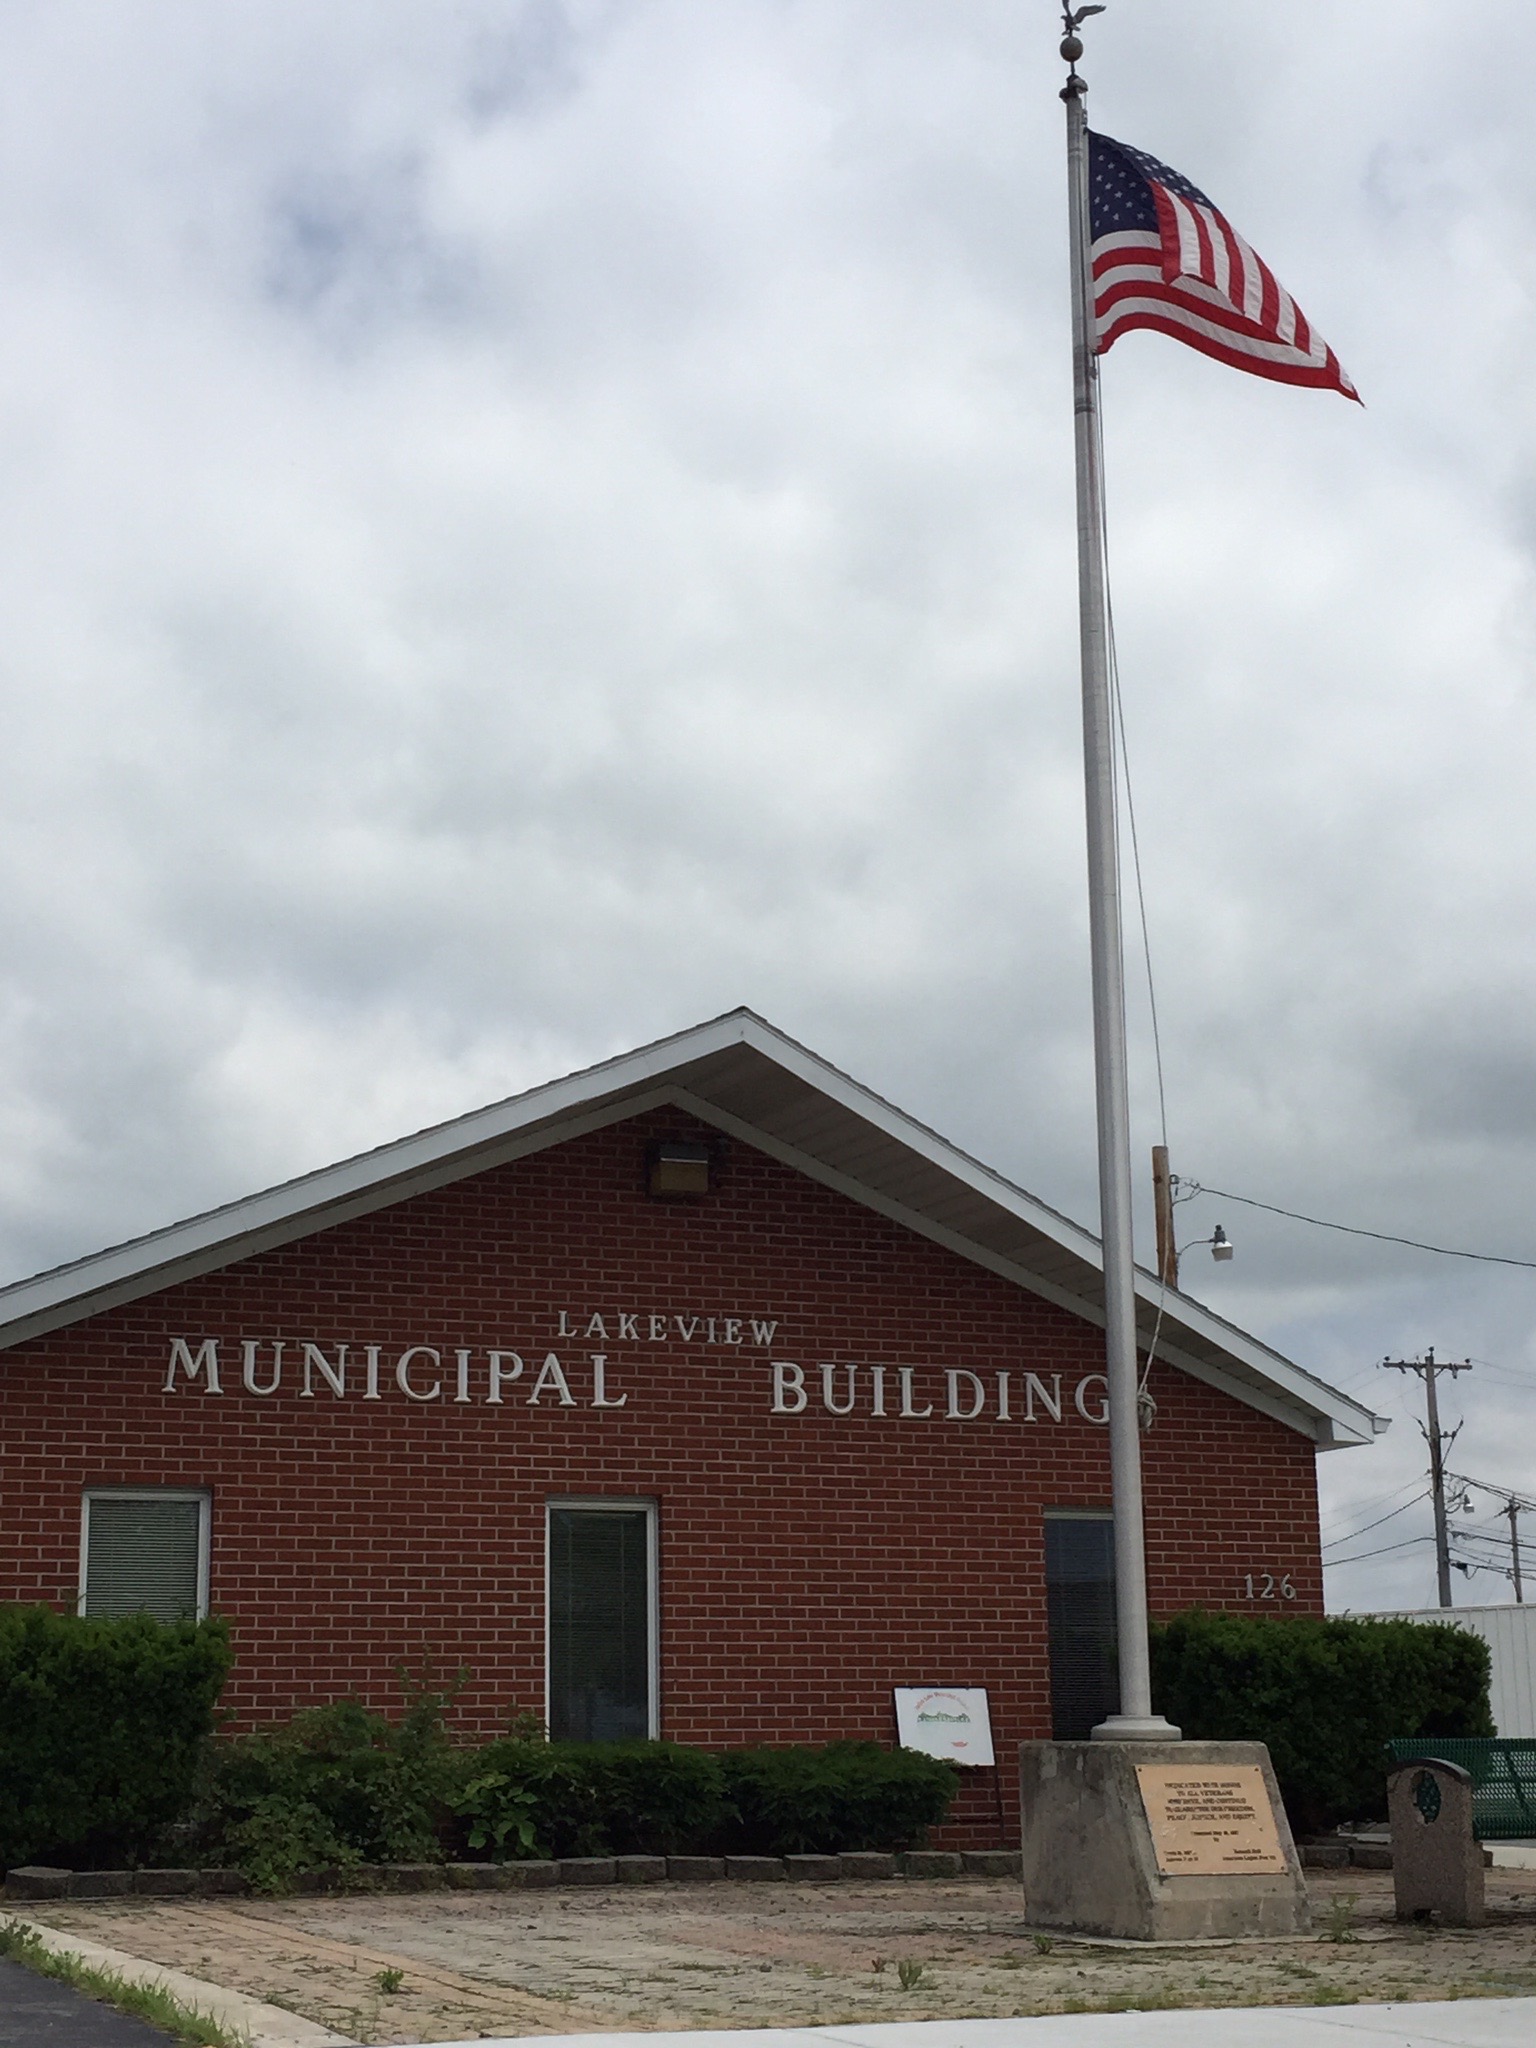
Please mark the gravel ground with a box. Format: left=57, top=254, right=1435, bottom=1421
left=26, top=1869, right=1536, bottom=2048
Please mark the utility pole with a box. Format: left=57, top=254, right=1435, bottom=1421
left=1152, top=1146, right=1178, bottom=1289
left=1507, top=1497, right=1525, bottom=1605
left=1381, top=1350, right=1472, bottom=1609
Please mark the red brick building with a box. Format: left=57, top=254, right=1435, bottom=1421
left=0, top=1011, right=1381, bottom=1843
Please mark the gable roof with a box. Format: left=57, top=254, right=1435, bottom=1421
left=0, top=1008, right=1385, bottom=1449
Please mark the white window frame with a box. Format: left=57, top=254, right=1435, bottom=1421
left=545, top=1496, right=659, bottom=1740
left=78, top=1488, right=212, bottom=1621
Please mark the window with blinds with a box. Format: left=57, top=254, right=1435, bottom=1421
left=81, top=1492, right=208, bottom=1623
left=547, top=1502, right=655, bottom=1741
left=1044, top=1510, right=1117, bottom=1740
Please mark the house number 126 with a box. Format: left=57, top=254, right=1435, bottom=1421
left=1242, top=1573, right=1297, bottom=1601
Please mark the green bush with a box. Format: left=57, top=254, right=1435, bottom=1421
left=448, top=1739, right=724, bottom=1859
left=0, top=1605, right=231, bottom=1870
left=191, top=1714, right=959, bottom=1882
left=449, top=1739, right=602, bottom=1861
left=447, top=1738, right=950, bottom=1863
left=575, top=1740, right=727, bottom=1855
left=201, top=1688, right=463, bottom=1888
left=1151, top=1608, right=1494, bottom=1834
left=720, top=1741, right=958, bottom=1855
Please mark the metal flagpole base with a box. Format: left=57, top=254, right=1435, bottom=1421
left=1092, top=1713, right=1183, bottom=1742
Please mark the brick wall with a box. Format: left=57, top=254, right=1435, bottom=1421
left=0, top=1109, right=1324, bottom=1845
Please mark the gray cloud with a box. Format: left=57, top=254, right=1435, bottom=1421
left=2, top=0, right=1535, bottom=1613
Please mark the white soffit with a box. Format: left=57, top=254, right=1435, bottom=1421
left=0, top=1009, right=1383, bottom=1449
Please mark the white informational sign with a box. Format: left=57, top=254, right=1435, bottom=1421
left=893, top=1687, right=995, bottom=1767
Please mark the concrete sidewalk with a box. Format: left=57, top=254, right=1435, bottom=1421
left=415, top=2006, right=1536, bottom=2048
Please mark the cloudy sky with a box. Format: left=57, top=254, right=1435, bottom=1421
left=1, top=0, right=1532, bottom=1613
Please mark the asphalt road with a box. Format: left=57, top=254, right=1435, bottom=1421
left=0, top=1957, right=175, bottom=2045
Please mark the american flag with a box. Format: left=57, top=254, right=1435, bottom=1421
left=1089, top=131, right=1358, bottom=401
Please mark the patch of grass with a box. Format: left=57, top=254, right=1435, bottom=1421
left=373, top=1965, right=405, bottom=1994
left=1309, top=1984, right=1360, bottom=2006
left=0, top=1918, right=247, bottom=2047
left=1031, top=1933, right=1055, bottom=1955
left=896, top=1958, right=926, bottom=1991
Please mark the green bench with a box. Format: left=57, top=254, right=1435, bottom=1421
left=1386, top=1738, right=1536, bottom=1842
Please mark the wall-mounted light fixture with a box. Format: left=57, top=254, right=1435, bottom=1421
left=645, top=1139, right=715, bottom=1200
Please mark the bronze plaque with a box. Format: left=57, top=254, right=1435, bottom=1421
left=1135, top=1764, right=1288, bottom=1876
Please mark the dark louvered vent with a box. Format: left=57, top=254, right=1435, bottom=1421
left=83, top=1494, right=203, bottom=1622
left=1045, top=1512, right=1118, bottom=1740
left=548, top=1507, right=651, bottom=1741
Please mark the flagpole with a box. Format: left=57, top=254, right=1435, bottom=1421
left=1060, top=15, right=1178, bottom=1742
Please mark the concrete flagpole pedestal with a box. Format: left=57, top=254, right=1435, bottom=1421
left=1020, top=1741, right=1309, bottom=1941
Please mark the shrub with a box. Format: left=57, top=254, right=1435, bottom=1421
left=201, top=1684, right=463, bottom=1886
left=578, top=1741, right=727, bottom=1855
left=449, top=1739, right=726, bottom=1861
left=719, top=1741, right=958, bottom=1855
left=449, top=1738, right=947, bottom=1861
left=449, top=1739, right=611, bottom=1860
left=0, top=1604, right=231, bottom=1870
left=1151, top=1607, right=1494, bottom=1834
left=196, top=1721, right=958, bottom=1877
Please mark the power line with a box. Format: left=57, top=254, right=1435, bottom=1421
left=1323, top=1535, right=1435, bottom=1568
left=1447, top=1470, right=1536, bottom=1515
left=1321, top=1490, right=1430, bottom=1553
left=1446, top=1468, right=1536, bottom=1603
left=1179, top=1183, right=1536, bottom=1270
left=1319, top=1474, right=1429, bottom=1537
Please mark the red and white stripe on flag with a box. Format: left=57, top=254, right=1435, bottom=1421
left=1092, top=181, right=1358, bottom=401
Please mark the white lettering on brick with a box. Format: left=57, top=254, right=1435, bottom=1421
left=242, top=1340, right=283, bottom=1397
left=771, top=1362, right=808, bottom=1413
left=590, top=1354, right=628, bottom=1408
left=898, top=1368, right=933, bottom=1419
left=820, top=1363, right=857, bottom=1415
left=164, top=1338, right=222, bottom=1395
left=396, top=1347, right=442, bottom=1402
left=528, top=1353, right=576, bottom=1406
left=1075, top=1373, right=1110, bottom=1425
left=486, top=1351, right=524, bottom=1404
left=945, top=1369, right=985, bottom=1421
left=301, top=1343, right=347, bottom=1399
left=1024, top=1373, right=1064, bottom=1423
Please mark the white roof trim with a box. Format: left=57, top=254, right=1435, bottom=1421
left=0, top=1008, right=1383, bottom=1449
